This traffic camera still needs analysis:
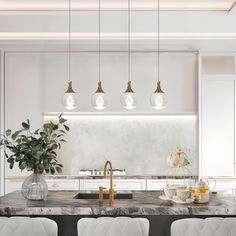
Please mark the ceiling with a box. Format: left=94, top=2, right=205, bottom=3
left=0, top=0, right=235, bottom=11
left=0, top=0, right=235, bottom=52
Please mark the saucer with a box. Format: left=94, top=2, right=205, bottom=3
left=172, top=196, right=194, bottom=204
left=159, top=195, right=173, bottom=201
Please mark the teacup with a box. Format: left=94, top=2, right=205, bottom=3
left=164, top=186, right=176, bottom=199
left=177, top=189, right=190, bottom=202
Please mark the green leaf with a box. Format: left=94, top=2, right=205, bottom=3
left=51, top=133, right=57, bottom=139
left=63, top=125, right=70, bottom=131
left=53, top=124, right=58, bottom=130
left=59, top=118, right=67, bottom=124
left=5, top=129, right=11, bottom=136
left=12, top=130, right=22, bottom=140
left=34, top=129, right=40, bottom=134
left=22, top=122, right=30, bottom=130
left=7, top=157, right=14, bottom=163
left=19, top=162, right=26, bottom=170
left=52, top=144, right=58, bottom=150
left=50, top=167, right=55, bottom=175
left=56, top=166, right=62, bottom=173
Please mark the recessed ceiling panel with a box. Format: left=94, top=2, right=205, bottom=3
left=0, top=0, right=234, bottom=11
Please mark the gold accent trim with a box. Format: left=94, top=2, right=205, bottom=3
left=154, top=81, right=164, bottom=93
left=125, top=81, right=134, bottom=93
left=65, top=81, right=75, bottom=93
left=95, top=81, right=105, bottom=93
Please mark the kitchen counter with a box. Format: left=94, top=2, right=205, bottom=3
left=0, top=190, right=235, bottom=216
left=6, top=175, right=197, bottom=180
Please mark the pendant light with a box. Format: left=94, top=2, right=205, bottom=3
left=91, top=0, right=107, bottom=110
left=121, top=0, right=136, bottom=110
left=150, top=0, right=166, bottom=110
left=62, top=0, right=78, bottom=110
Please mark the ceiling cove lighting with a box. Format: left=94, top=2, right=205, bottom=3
left=150, top=0, right=166, bottom=110
left=0, top=1, right=232, bottom=11
left=91, top=0, right=107, bottom=110
left=62, top=0, right=78, bottom=110
left=121, top=0, right=137, bottom=110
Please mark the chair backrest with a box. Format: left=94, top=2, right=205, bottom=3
left=0, top=217, right=57, bottom=236
left=77, top=217, right=149, bottom=236
left=171, top=217, right=236, bottom=236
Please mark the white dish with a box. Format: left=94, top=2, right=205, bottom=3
left=172, top=196, right=194, bottom=204
left=159, top=195, right=173, bottom=201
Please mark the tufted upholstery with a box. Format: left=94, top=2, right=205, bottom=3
left=77, top=217, right=149, bottom=236
left=171, top=217, right=236, bottom=236
left=0, top=217, right=57, bottom=236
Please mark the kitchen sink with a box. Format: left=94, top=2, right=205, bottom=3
left=74, top=192, right=133, bottom=200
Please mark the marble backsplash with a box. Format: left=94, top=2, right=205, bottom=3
left=44, top=114, right=198, bottom=176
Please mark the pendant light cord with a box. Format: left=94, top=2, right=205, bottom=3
left=128, top=0, right=130, bottom=82
left=98, top=0, right=101, bottom=82
left=157, top=0, right=160, bottom=82
left=68, top=0, right=71, bottom=82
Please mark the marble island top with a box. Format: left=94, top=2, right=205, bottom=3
left=0, top=191, right=235, bottom=216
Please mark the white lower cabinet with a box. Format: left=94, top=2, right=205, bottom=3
left=5, top=179, right=79, bottom=194
left=146, top=179, right=190, bottom=190
left=79, top=179, right=146, bottom=191
left=47, top=180, right=79, bottom=190
left=5, top=177, right=236, bottom=195
left=207, top=178, right=235, bottom=195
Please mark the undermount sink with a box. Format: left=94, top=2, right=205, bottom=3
left=74, top=192, right=133, bottom=200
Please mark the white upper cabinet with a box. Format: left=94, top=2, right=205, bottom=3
left=200, top=54, right=236, bottom=177
left=5, top=52, right=197, bottom=114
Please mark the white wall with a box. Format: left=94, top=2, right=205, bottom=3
left=4, top=51, right=197, bottom=176
left=45, top=114, right=198, bottom=176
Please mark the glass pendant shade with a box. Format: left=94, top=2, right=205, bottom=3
left=62, top=81, right=78, bottom=110
left=92, top=82, right=107, bottom=110
left=150, top=81, right=166, bottom=110
left=121, top=81, right=137, bottom=110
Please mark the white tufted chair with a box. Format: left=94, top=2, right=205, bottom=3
left=0, top=217, right=57, bottom=236
left=171, top=217, right=236, bottom=236
left=77, top=217, right=149, bottom=236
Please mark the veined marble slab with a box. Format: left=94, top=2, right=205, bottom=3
left=0, top=191, right=235, bottom=216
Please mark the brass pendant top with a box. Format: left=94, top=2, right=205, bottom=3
left=95, top=81, right=105, bottom=93
left=66, top=81, right=75, bottom=93
left=154, top=81, right=164, bottom=93
left=125, top=81, right=134, bottom=93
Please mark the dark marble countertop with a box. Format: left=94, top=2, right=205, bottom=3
left=0, top=191, right=235, bottom=216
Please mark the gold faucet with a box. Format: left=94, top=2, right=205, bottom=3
left=103, top=160, right=115, bottom=204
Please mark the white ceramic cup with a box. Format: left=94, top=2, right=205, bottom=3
left=164, top=186, right=176, bottom=199
left=177, top=189, right=190, bottom=202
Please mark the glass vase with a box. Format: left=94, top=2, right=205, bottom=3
left=21, top=173, right=48, bottom=200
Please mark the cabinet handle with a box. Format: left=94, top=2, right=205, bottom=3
left=52, top=183, right=60, bottom=188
